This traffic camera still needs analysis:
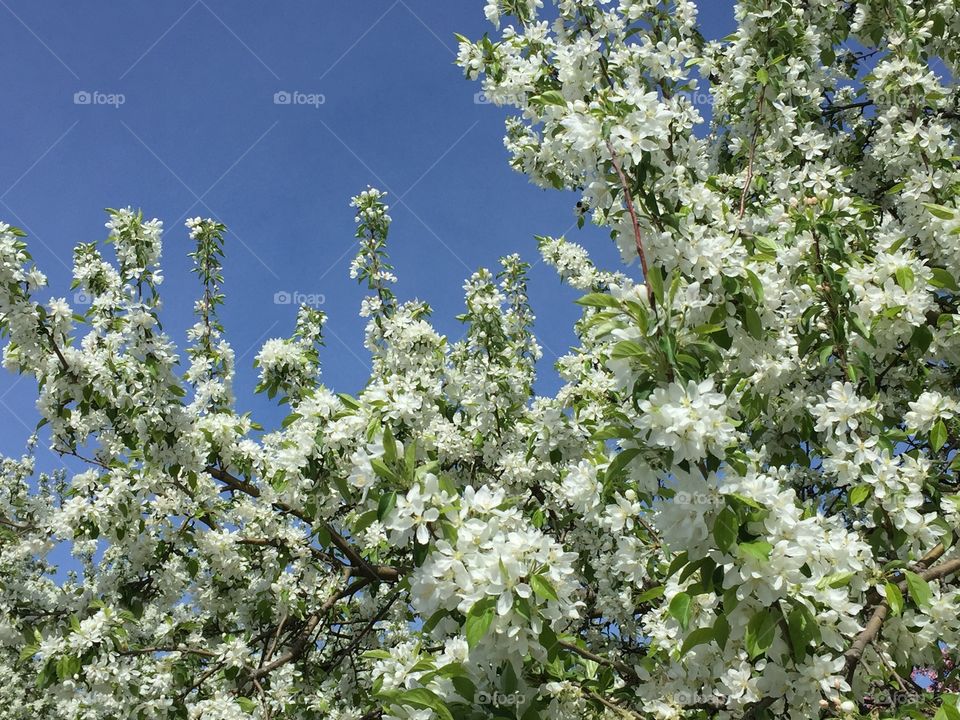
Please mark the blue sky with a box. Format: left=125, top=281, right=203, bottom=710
left=0, top=1, right=737, bottom=463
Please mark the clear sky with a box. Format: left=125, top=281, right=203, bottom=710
left=0, top=1, right=738, bottom=463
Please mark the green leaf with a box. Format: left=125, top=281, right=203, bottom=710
left=592, top=425, right=634, bottom=441
left=818, top=571, right=855, bottom=590
left=605, top=448, right=641, bottom=483
left=924, top=202, right=957, bottom=220
left=904, top=570, right=932, bottom=607
left=668, top=592, right=693, bottom=630
left=745, top=610, right=778, bottom=659
left=931, top=420, right=948, bottom=452
left=744, top=268, right=764, bottom=303
left=530, top=574, right=559, bottom=602
left=754, top=235, right=779, bottom=256
left=635, top=585, right=665, bottom=604
left=338, top=392, right=360, bottom=409
left=370, top=458, right=402, bottom=484
left=713, top=613, right=730, bottom=649
left=894, top=266, right=915, bottom=291
left=726, top=492, right=764, bottom=510
left=666, top=551, right=689, bottom=578
left=236, top=698, right=257, bottom=713
left=405, top=441, right=417, bottom=478
left=533, top=90, right=566, bottom=106
left=539, top=624, right=559, bottom=659
left=884, top=582, right=904, bottom=616
left=713, top=507, right=739, bottom=552
left=694, top=322, right=725, bottom=336
left=353, top=510, right=378, bottom=535
left=56, top=655, right=81, bottom=681
left=646, top=265, right=664, bottom=303
left=786, top=604, right=819, bottom=663
left=935, top=698, right=960, bottom=720
left=576, top=293, right=619, bottom=308
left=421, top=609, right=448, bottom=635
left=362, top=649, right=394, bottom=660
left=739, top=540, right=772, bottom=561
left=465, top=598, right=496, bottom=648
left=818, top=343, right=834, bottom=366
left=849, top=485, right=871, bottom=506
left=756, top=67, right=769, bottom=85
left=610, top=340, right=645, bottom=360
left=743, top=306, right=763, bottom=340
left=504, top=661, right=523, bottom=696
left=377, top=491, right=397, bottom=521
left=679, top=626, right=714, bottom=656
left=382, top=426, right=398, bottom=463
left=930, top=268, right=960, bottom=292
left=395, top=688, right=454, bottom=720
left=911, top=324, right=934, bottom=354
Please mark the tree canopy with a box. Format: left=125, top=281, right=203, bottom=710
left=2, top=1, right=960, bottom=718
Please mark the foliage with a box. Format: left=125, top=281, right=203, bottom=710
left=1, top=0, right=960, bottom=718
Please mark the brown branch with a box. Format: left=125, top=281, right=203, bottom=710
left=809, top=224, right=849, bottom=373
left=206, top=465, right=399, bottom=583
left=180, top=661, right=225, bottom=701
left=235, top=536, right=340, bottom=567
left=845, top=555, right=960, bottom=680
left=738, top=91, right=766, bottom=221
left=246, top=574, right=371, bottom=681
left=41, top=324, right=70, bottom=373
left=822, top=100, right=873, bottom=116
left=742, top=696, right=776, bottom=720
left=605, top=140, right=655, bottom=309
left=261, top=613, right=288, bottom=667
left=321, top=587, right=402, bottom=674
left=118, top=646, right=218, bottom=658
left=0, top=515, right=33, bottom=532
left=557, top=639, right=638, bottom=681
left=916, top=543, right=946, bottom=569
left=584, top=689, right=643, bottom=719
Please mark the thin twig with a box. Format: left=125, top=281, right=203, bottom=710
left=207, top=465, right=399, bottom=583
left=557, top=639, right=638, bottom=680
left=605, top=140, right=655, bottom=308
left=738, top=90, right=766, bottom=221
left=247, top=574, right=371, bottom=681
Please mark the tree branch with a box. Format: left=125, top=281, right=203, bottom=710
left=845, top=555, right=960, bottom=679
left=246, top=574, right=371, bottom=681
left=206, top=465, right=399, bottom=583
left=738, top=90, right=766, bottom=221
left=557, top=639, right=638, bottom=681
left=604, top=140, right=655, bottom=309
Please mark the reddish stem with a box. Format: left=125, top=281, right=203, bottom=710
left=605, top=140, right=655, bottom=309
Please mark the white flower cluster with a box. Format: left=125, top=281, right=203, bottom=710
left=0, top=1, right=958, bottom=719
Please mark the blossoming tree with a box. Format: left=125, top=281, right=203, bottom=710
left=2, top=0, right=960, bottom=718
